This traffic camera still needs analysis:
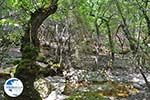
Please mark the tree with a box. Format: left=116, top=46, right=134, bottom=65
left=3, top=0, right=59, bottom=100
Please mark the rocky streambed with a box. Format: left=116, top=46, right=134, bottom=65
left=1, top=48, right=150, bottom=100
left=1, top=66, right=150, bottom=100
left=34, top=67, right=150, bottom=100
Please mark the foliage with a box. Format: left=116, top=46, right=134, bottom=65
left=65, top=91, right=107, bottom=100
left=98, top=80, right=139, bottom=97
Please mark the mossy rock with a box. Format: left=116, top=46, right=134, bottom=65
left=65, top=92, right=108, bottom=100
left=34, top=78, right=54, bottom=98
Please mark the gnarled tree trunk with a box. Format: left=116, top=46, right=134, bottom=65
left=5, top=1, right=59, bottom=100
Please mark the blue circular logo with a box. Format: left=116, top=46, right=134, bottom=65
left=4, top=78, right=23, bottom=97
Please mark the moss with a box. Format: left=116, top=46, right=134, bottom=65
left=36, top=55, right=46, bottom=62
left=22, top=45, right=39, bottom=60
left=4, top=42, right=43, bottom=100
left=4, top=86, right=42, bottom=100
left=5, top=59, right=42, bottom=100
left=65, top=92, right=107, bottom=100
left=12, top=60, right=21, bottom=65
left=15, top=59, right=40, bottom=81
left=3, top=66, right=16, bottom=74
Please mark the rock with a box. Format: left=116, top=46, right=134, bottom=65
left=132, top=77, right=141, bottom=83
left=46, top=76, right=66, bottom=93
left=127, top=91, right=150, bottom=100
left=85, top=71, right=107, bottom=82
left=65, top=68, right=106, bottom=83
left=133, top=83, right=143, bottom=90
left=45, top=91, right=57, bottom=100
left=46, top=76, right=66, bottom=83
left=148, top=43, right=150, bottom=47
left=36, top=61, right=48, bottom=68
left=8, top=48, right=21, bottom=58
left=1, top=47, right=21, bottom=67
left=44, top=91, right=68, bottom=100
left=130, top=74, right=147, bottom=86
left=34, top=78, right=53, bottom=98
left=45, top=76, right=68, bottom=100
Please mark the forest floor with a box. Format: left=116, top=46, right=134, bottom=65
left=0, top=47, right=150, bottom=100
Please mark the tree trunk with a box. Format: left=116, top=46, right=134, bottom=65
left=115, top=0, right=137, bottom=51
left=5, top=1, right=58, bottom=100
left=106, top=22, right=115, bottom=67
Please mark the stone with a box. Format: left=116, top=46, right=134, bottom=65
left=36, top=61, right=48, bottom=68
left=34, top=78, right=53, bottom=98
left=46, top=76, right=66, bottom=93
left=44, top=91, right=68, bottom=100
